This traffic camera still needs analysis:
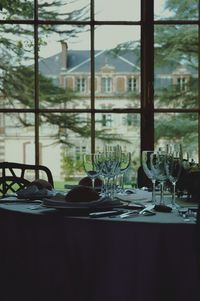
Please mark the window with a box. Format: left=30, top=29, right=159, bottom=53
left=102, top=114, right=112, bottom=127
left=0, top=0, right=199, bottom=187
left=124, top=114, right=138, bottom=127
left=101, top=77, right=112, bottom=93
left=76, top=78, right=86, bottom=93
left=176, top=77, right=187, bottom=91
left=127, top=77, right=137, bottom=92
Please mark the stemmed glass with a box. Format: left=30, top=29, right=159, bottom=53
left=182, top=151, right=191, bottom=170
left=165, top=152, right=182, bottom=209
left=118, top=151, right=131, bottom=193
left=100, top=151, right=121, bottom=198
left=93, top=147, right=131, bottom=198
left=150, top=151, right=168, bottom=205
left=142, top=150, right=157, bottom=204
left=83, top=153, right=100, bottom=189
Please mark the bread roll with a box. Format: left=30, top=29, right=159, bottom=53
left=65, top=185, right=99, bottom=202
left=79, top=176, right=102, bottom=187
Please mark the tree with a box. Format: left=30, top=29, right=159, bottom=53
left=0, top=1, right=128, bottom=145
left=154, top=0, right=198, bottom=151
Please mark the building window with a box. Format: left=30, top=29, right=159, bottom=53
left=101, top=77, right=112, bottom=93
left=102, top=114, right=112, bottom=127
left=127, top=77, right=137, bottom=92
left=177, top=77, right=187, bottom=91
left=75, top=146, right=86, bottom=160
left=75, top=78, right=86, bottom=92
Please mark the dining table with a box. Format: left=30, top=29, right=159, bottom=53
left=0, top=190, right=199, bottom=301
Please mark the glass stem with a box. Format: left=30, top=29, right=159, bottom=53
left=91, top=178, right=95, bottom=189
left=152, top=179, right=156, bottom=204
left=121, top=173, right=124, bottom=192
left=160, top=181, right=164, bottom=205
left=172, top=182, right=176, bottom=208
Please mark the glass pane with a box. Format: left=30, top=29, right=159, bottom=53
left=154, top=25, right=198, bottom=109
left=0, top=24, right=34, bottom=109
left=38, top=0, right=90, bottom=21
left=0, top=0, right=34, bottom=20
left=154, top=0, right=198, bottom=20
left=155, top=113, right=198, bottom=161
left=95, top=25, right=141, bottom=109
left=95, top=0, right=140, bottom=21
left=39, top=112, right=91, bottom=188
left=0, top=113, right=35, bottom=164
left=39, top=25, right=90, bottom=109
left=95, top=113, right=141, bottom=186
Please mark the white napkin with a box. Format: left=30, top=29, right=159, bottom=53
left=115, top=189, right=152, bottom=202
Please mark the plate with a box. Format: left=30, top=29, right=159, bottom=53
left=0, top=196, right=42, bottom=204
left=43, top=196, right=127, bottom=212
left=17, top=194, right=48, bottom=200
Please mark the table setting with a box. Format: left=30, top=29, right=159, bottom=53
left=0, top=143, right=199, bottom=223
left=0, top=145, right=199, bottom=301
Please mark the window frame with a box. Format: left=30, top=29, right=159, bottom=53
left=0, top=0, right=199, bottom=165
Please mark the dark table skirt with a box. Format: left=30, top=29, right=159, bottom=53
left=0, top=207, right=199, bottom=301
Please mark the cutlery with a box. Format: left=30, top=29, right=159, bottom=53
left=119, top=205, right=155, bottom=219
left=28, top=204, right=43, bottom=210
left=119, top=210, right=139, bottom=219
left=89, top=209, right=125, bottom=218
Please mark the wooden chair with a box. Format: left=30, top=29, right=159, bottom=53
left=0, top=161, right=54, bottom=197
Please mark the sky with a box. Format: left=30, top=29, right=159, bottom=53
left=39, top=0, right=169, bottom=58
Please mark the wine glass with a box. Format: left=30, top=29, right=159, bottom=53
left=118, top=151, right=131, bottom=193
left=83, top=153, right=100, bottom=189
left=100, top=151, right=121, bottom=198
left=165, top=152, right=182, bottom=209
left=150, top=151, right=168, bottom=205
left=182, top=151, right=191, bottom=170
left=142, top=150, right=157, bottom=204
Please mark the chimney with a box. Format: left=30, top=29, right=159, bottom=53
left=61, top=41, right=68, bottom=71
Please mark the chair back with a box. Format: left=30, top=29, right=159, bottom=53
left=0, top=161, right=54, bottom=197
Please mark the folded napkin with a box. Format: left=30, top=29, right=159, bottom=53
left=43, top=195, right=125, bottom=211
left=17, top=183, right=56, bottom=199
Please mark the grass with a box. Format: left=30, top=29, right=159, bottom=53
left=54, top=180, right=79, bottom=190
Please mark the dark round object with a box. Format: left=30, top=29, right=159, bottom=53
left=79, top=176, right=102, bottom=188
left=65, top=185, right=100, bottom=202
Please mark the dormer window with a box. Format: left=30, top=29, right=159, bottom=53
left=76, top=78, right=86, bottom=92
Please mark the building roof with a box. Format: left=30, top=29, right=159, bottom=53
left=39, top=48, right=196, bottom=86
left=39, top=49, right=140, bottom=77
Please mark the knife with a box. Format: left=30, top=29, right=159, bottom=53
left=119, top=210, right=139, bottom=219
left=89, top=209, right=125, bottom=218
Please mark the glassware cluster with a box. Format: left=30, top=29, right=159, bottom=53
left=142, top=144, right=187, bottom=208
left=83, top=145, right=131, bottom=199
left=83, top=143, right=197, bottom=207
